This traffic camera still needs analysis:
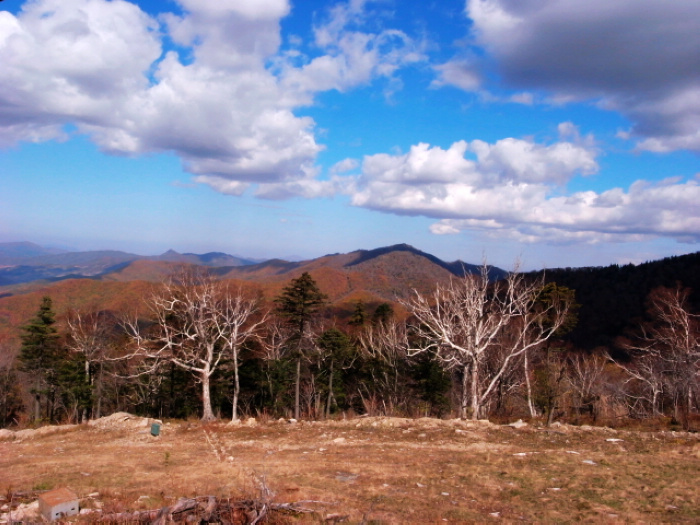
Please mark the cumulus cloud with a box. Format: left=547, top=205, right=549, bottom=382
left=279, top=0, right=425, bottom=96
left=463, top=0, right=700, bottom=152
left=0, top=0, right=422, bottom=194
left=345, top=130, right=700, bottom=243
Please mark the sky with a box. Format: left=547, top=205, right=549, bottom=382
left=1, top=0, right=699, bottom=270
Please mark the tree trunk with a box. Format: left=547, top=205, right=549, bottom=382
left=231, top=347, right=240, bottom=422
left=326, top=360, right=334, bottom=419
left=461, top=364, right=469, bottom=419
left=524, top=352, right=536, bottom=418
left=200, top=371, right=216, bottom=421
left=294, top=357, right=301, bottom=420
left=33, top=391, right=40, bottom=423
left=470, top=359, right=480, bottom=420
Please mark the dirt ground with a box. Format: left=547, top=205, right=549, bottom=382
left=1, top=414, right=699, bottom=523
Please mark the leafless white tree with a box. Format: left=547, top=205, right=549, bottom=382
left=219, top=285, right=268, bottom=422
left=124, top=269, right=265, bottom=421
left=610, top=285, right=699, bottom=421
left=402, top=263, right=572, bottom=420
left=357, top=318, right=409, bottom=415
left=65, top=309, right=116, bottom=421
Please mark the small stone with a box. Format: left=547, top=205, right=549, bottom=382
left=582, top=459, right=597, bottom=465
left=332, top=437, right=346, bottom=444
left=416, top=482, right=426, bottom=488
left=489, top=512, right=500, bottom=518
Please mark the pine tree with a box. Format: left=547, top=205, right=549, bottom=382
left=18, top=296, right=62, bottom=422
left=275, top=272, right=326, bottom=419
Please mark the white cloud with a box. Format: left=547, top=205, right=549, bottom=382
left=464, top=0, right=700, bottom=152
left=345, top=130, right=700, bottom=243
left=431, top=59, right=481, bottom=91
left=280, top=2, right=426, bottom=96
left=0, top=0, right=160, bottom=146
left=0, top=0, right=423, bottom=195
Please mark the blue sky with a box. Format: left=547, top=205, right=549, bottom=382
left=1, top=0, right=699, bottom=269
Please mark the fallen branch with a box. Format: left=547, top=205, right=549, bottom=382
left=97, top=495, right=323, bottom=524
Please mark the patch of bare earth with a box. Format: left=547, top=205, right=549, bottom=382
left=1, top=415, right=699, bottom=523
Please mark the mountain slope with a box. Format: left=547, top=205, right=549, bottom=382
left=0, top=242, right=67, bottom=265
left=0, top=246, right=258, bottom=287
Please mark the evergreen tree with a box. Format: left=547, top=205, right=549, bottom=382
left=275, top=272, right=327, bottom=419
left=316, top=327, right=354, bottom=417
left=349, top=301, right=366, bottom=327
left=0, top=365, right=24, bottom=428
left=18, top=296, right=62, bottom=422
left=372, top=303, right=394, bottom=326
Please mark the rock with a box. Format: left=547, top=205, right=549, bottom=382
left=332, top=437, right=346, bottom=444
left=7, top=501, right=39, bottom=522
left=509, top=419, right=528, bottom=429
left=245, top=418, right=257, bottom=427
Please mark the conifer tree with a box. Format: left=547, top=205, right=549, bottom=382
left=18, top=296, right=62, bottom=422
left=275, top=272, right=326, bottom=419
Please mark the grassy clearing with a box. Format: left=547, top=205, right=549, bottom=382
left=1, top=417, right=699, bottom=523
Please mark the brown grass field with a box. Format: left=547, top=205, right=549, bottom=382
left=1, top=415, right=699, bottom=523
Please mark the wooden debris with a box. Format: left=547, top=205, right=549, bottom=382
left=97, top=495, right=322, bottom=524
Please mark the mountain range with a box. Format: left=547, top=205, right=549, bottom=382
left=0, top=241, right=698, bottom=352
left=0, top=241, right=500, bottom=289
left=0, top=242, right=260, bottom=287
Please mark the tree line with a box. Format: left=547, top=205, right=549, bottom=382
left=1, top=264, right=698, bottom=429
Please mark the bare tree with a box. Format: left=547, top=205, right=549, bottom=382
left=65, top=309, right=116, bottom=421
left=566, top=353, right=608, bottom=423
left=611, top=285, right=699, bottom=423
left=124, top=269, right=263, bottom=421
left=402, top=263, right=572, bottom=420
left=219, top=286, right=268, bottom=422
left=358, top=318, right=409, bottom=415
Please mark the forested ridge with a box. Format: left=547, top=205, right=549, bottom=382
left=538, top=251, right=700, bottom=350
left=0, top=248, right=698, bottom=430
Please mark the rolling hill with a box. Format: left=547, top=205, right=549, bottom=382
left=0, top=243, right=493, bottom=346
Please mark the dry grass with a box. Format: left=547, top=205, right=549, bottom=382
left=1, top=416, right=699, bottom=523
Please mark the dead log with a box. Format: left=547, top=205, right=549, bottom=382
left=98, top=495, right=323, bottom=523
